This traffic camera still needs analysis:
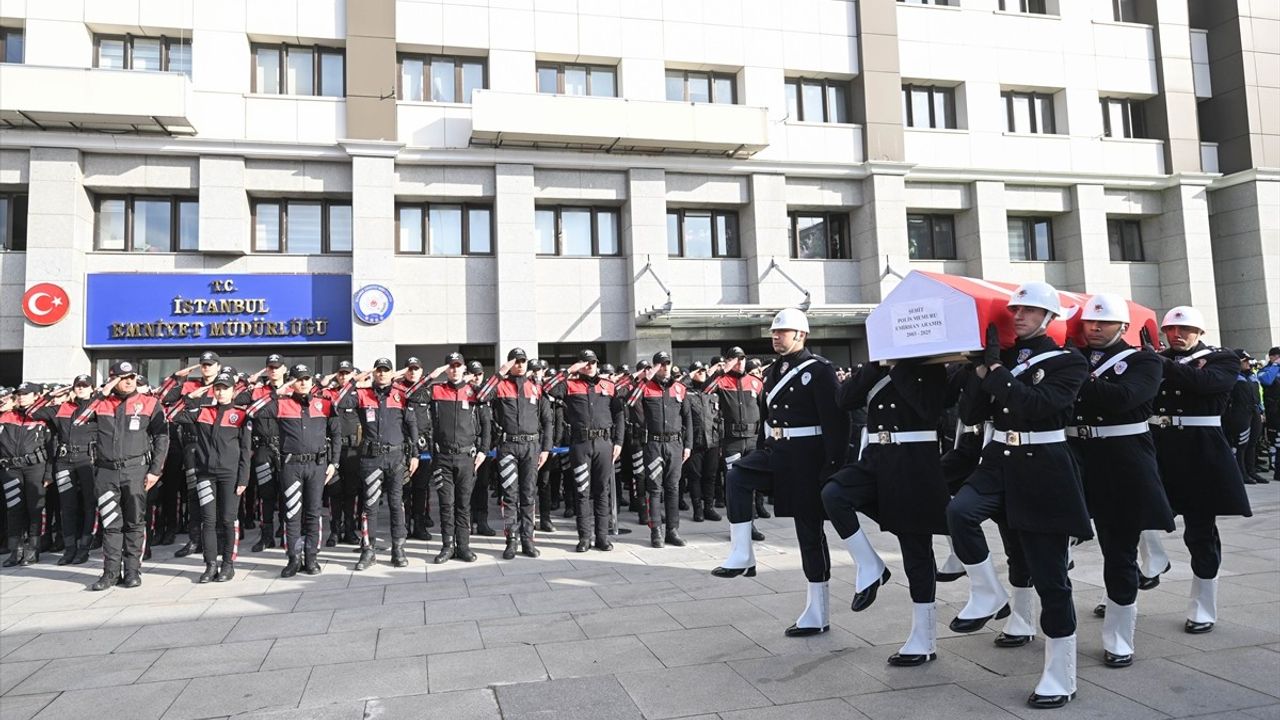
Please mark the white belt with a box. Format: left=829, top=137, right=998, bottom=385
left=1148, top=415, right=1221, bottom=429
left=1065, top=422, right=1150, bottom=440
left=866, top=430, right=938, bottom=445
left=991, top=429, right=1066, bottom=447
left=765, top=423, right=823, bottom=440
left=959, top=424, right=981, bottom=435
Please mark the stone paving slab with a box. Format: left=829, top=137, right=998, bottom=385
left=0, top=485, right=1276, bottom=719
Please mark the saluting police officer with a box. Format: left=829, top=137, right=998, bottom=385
left=946, top=282, right=1090, bottom=709
left=33, top=375, right=99, bottom=565
left=425, top=353, right=487, bottom=564
left=712, top=309, right=849, bottom=639
left=822, top=357, right=951, bottom=666
left=160, top=351, right=223, bottom=559
left=319, top=361, right=362, bottom=546
left=1068, top=294, right=1175, bottom=668
left=683, top=361, right=721, bottom=524
left=398, top=358, right=435, bottom=542
left=477, top=348, right=554, bottom=559
left=236, top=354, right=290, bottom=552
left=628, top=351, right=694, bottom=548
left=1150, top=306, right=1252, bottom=634
left=0, top=382, right=53, bottom=566
left=704, top=348, right=767, bottom=541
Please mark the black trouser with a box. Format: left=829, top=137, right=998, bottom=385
left=53, top=455, right=95, bottom=546
left=947, top=484, right=1075, bottom=638
left=281, top=461, right=326, bottom=558
left=997, top=521, right=1031, bottom=589
left=44, top=481, right=59, bottom=542
left=685, top=446, right=720, bottom=510
left=643, top=439, right=684, bottom=530
left=626, top=440, right=643, bottom=507
left=408, top=452, right=433, bottom=531
left=536, top=453, right=555, bottom=522
left=359, top=452, right=406, bottom=546
left=336, top=442, right=361, bottom=536
left=821, top=465, right=936, bottom=603
left=497, top=441, right=539, bottom=541
left=3, top=464, right=45, bottom=540
left=1233, top=429, right=1253, bottom=480
left=433, top=452, right=476, bottom=549
left=471, top=455, right=493, bottom=523
left=1182, top=511, right=1221, bottom=579
left=569, top=437, right=614, bottom=541
left=251, top=448, right=281, bottom=534
left=559, top=452, right=575, bottom=510
left=195, top=474, right=240, bottom=565
left=728, top=462, right=830, bottom=583
left=1094, top=524, right=1140, bottom=606
left=95, top=464, right=147, bottom=575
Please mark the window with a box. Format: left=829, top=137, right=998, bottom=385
left=902, top=84, right=957, bottom=129
left=1107, top=218, right=1145, bottom=261
left=94, top=35, right=191, bottom=76
left=396, top=202, right=492, bottom=255
left=999, top=0, right=1049, bottom=13
left=536, top=62, right=617, bottom=97
left=252, top=44, right=344, bottom=97
left=95, top=196, right=198, bottom=252
left=1100, top=97, right=1147, bottom=139
left=785, top=78, right=849, bottom=123
left=1, top=28, right=23, bottom=64
left=1002, top=90, right=1056, bottom=134
left=252, top=199, right=351, bottom=254
left=665, top=70, right=736, bottom=104
left=789, top=212, right=850, bottom=259
left=535, top=207, right=620, bottom=257
left=0, top=193, right=28, bottom=251
left=398, top=54, right=485, bottom=103
left=907, top=214, right=957, bottom=260
left=1112, top=0, right=1145, bottom=23
left=667, top=209, right=740, bottom=258
left=1008, top=216, right=1054, bottom=261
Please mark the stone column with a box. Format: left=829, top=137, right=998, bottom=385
left=741, top=173, right=790, bottom=306
left=851, top=166, right=909, bottom=303
left=1058, top=183, right=1109, bottom=293
left=494, top=163, right=537, bottom=365
left=959, top=180, right=1009, bottom=280
left=197, top=156, right=249, bottom=254
left=623, top=168, right=670, bottom=364
left=347, top=144, right=400, bottom=362
left=1154, top=180, right=1222, bottom=338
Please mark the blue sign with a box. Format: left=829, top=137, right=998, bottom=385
left=84, top=273, right=352, bottom=347
left=352, top=284, right=394, bottom=325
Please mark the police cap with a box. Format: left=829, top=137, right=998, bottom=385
left=636, top=360, right=653, bottom=371
left=212, top=373, right=236, bottom=388
left=507, top=347, right=528, bottom=362
left=337, top=360, right=355, bottom=372
left=689, top=361, right=706, bottom=372
left=291, top=364, right=313, bottom=379
left=406, top=356, right=423, bottom=369
left=73, top=374, right=93, bottom=387
left=467, top=361, right=484, bottom=375
left=578, top=349, right=598, bottom=363
left=600, top=363, right=616, bottom=375
left=373, top=357, right=394, bottom=371
left=109, top=360, right=138, bottom=378
left=16, top=382, right=41, bottom=395
left=726, top=346, right=746, bottom=359
left=445, top=352, right=464, bottom=367
left=199, top=351, right=221, bottom=365
left=652, top=351, right=672, bottom=365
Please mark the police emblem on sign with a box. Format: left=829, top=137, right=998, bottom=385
left=353, top=284, right=395, bottom=325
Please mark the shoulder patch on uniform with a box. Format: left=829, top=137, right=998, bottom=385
left=801, top=372, right=812, bottom=386
left=1032, top=368, right=1046, bottom=385
left=1114, top=361, right=1127, bottom=375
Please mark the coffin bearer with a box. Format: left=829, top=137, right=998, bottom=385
left=1068, top=294, right=1175, bottom=667
left=712, top=309, right=849, bottom=638
left=945, top=282, right=1090, bottom=708
left=1150, top=306, right=1252, bottom=634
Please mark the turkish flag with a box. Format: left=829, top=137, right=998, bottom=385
left=22, top=283, right=71, bottom=326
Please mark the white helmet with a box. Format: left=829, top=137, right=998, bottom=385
left=1161, top=305, right=1206, bottom=332
left=1008, top=281, right=1061, bottom=317
left=1082, top=293, right=1130, bottom=323
left=771, top=307, right=810, bottom=334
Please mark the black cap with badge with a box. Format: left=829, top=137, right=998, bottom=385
left=726, top=346, right=746, bottom=359
left=337, top=360, right=354, bottom=372
left=467, top=361, right=484, bottom=375
left=266, top=354, right=285, bottom=368
left=578, top=349, right=598, bottom=363
left=600, top=363, right=616, bottom=375
left=212, top=372, right=236, bottom=388
left=16, top=382, right=41, bottom=395
left=507, top=347, right=528, bottom=361
left=445, top=352, right=464, bottom=367
left=373, top=357, right=394, bottom=371
left=109, top=360, right=138, bottom=378
left=689, top=361, right=706, bottom=372
left=636, top=360, right=652, bottom=371
left=291, top=364, right=313, bottom=379
left=406, top=357, right=422, bottom=369
left=199, top=351, right=221, bottom=365
left=652, top=351, right=672, bottom=365
left=0, top=387, right=12, bottom=400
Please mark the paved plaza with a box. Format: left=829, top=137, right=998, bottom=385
left=1, top=484, right=1277, bottom=720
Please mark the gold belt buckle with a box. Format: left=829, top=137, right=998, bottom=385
left=1005, top=431, right=1022, bottom=447
left=877, top=431, right=892, bottom=445
left=771, top=427, right=783, bottom=440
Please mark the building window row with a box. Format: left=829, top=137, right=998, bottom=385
left=95, top=34, right=190, bottom=76
left=0, top=193, right=28, bottom=251
left=252, top=199, right=351, bottom=254
left=902, top=84, right=957, bottom=129
left=667, top=209, right=740, bottom=258
left=399, top=54, right=485, bottom=103
left=253, top=44, right=344, bottom=97
left=1, top=27, right=23, bottom=64
left=397, top=203, right=492, bottom=255
left=536, top=207, right=620, bottom=257
left=95, top=195, right=198, bottom=253
left=785, top=78, right=850, bottom=124
left=537, top=62, right=616, bottom=97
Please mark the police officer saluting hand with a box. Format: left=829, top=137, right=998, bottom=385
left=628, top=351, right=693, bottom=548
left=397, top=358, right=435, bottom=543
left=1150, top=306, right=1252, bottom=634
left=712, top=309, right=849, bottom=640
left=319, top=361, right=362, bottom=545
left=32, top=376, right=99, bottom=565
left=1068, top=294, right=1175, bottom=667
left=172, top=372, right=250, bottom=583
left=424, top=353, right=487, bottom=563
left=946, top=282, right=1090, bottom=709
left=1, top=383, right=54, bottom=566
left=236, top=354, right=290, bottom=553
left=84, top=362, right=169, bottom=590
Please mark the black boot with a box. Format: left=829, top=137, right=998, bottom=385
left=666, top=527, right=687, bottom=547
left=474, top=516, right=497, bottom=537
left=4, top=538, right=25, bottom=567
left=678, top=497, right=689, bottom=511
left=160, top=529, right=176, bottom=546
left=281, top=555, right=301, bottom=578
left=215, top=561, right=235, bottom=582
left=120, top=570, right=141, bottom=588
left=692, top=504, right=704, bottom=522
left=57, top=540, right=77, bottom=566
left=391, top=539, right=408, bottom=568
left=72, top=536, right=92, bottom=565
left=537, top=516, right=555, bottom=533
left=174, top=539, right=198, bottom=558
left=325, top=517, right=339, bottom=547
left=703, top=501, right=721, bottom=522
left=252, top=521, right=274, bottom=552
left=502, top=535, right=518, bottom=560
left=751, top=524, right=766, bottom=541
left=575, top=535, right=592, bottom=553
left=304, top=552, right=321, bottom=575
left=90, top=571, right=119, bottom=591
left=521, top=537, right=540, bottom=558
left=20, top=537, right=38, bottom=565
left=198, top=562, right=218, bottom=583
left=754, top=493, right=771, bottom=519
left=594, top=533, right=613, bottom=551
left=354, top=546, right=376, bottom=571
left=454, top=541, right=477, bottom=563
left=651, top=525, right=664, bottom=548
left=434, top=543, right=454, bottom=564
left=412, top=514, right=432, bottom=541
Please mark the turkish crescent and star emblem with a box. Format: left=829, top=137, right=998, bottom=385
left=22, top=283, right=70, bottom=326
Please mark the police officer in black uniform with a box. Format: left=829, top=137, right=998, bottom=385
left=1150, top=305, right=1252, bottom=634
left=946, top=282, right=1090, bottom=709
left=546, top=350, right=624, bottom=553
left=822, top=358, right=950, bottom=666
left=628, top=351, right=693, bottom=548
left=161, top=351, right=223, bottom=559
left=398, top=357, right=435, bottom=542
left=466, top=361, right=498, bottom=537
left=683, top=361, right=721, bottom=524
left=704, top=348, right=766, bottom=540
left=237, top=354, right=290, bottom=552
left=712, top=309, right=849, bottom=639
left=530, top=359, right=560, bottom=532
left=1068, top=294, right=1175, bottom=668
left=478, top=348, right=554, bottom=559
left=424, top=353, right=487, bottom=563
left=1, top=382, right=52, bottom=566
left=32, top=376, right=97, bottom=565
left=320, top=361, right=362, bottom=545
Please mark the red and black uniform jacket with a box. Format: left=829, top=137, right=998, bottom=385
left=236, top=382, right=286, bottom=454
left=320, top=383, right=361, bottom=445
left=337, top=382, right=417, bottom=454
left=173, top=403, right=251, bottom=487
left=705, top=371, right=765, bottom=442
left=629, top=377, right=693, bottom=449
left=545, top=373, right=624, bottom=446
left=477, top=374, right=553, bottom=451
left=397, top=378, right=434, bottom=453
left=0, top=405, right=52, bottom=468
left=32, top=398, right=98, bottom=456
left=427, top=380, right=487, bottom=454
left=252, top=392, right=340, bottom=463
left=83, top=390, right=169, bottom=474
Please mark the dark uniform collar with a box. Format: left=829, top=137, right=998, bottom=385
left=1084, top=341, right=1133, bottom=366
left=1167, top=341, right=1207, bottom=358
left=779, top=347, right=813, bottom=364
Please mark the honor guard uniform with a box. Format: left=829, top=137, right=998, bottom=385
left=172, top=372, right=251, bottom=583
left=0, top=383, right=53, bottom=566
left=822, top=358, right=951, bottom=666
left=1151, top=306, right=1252, bottom=633
left=712, top=309, right=849, bottom=639
left=946, top=282, right=1090, bottom=709
left=84, top=362, right=170, bottom=590
left=235, top=354, right=290, bottom=552
left=1224, top=350, right=1262, bottom=483
left=425, top=353, right=487, bottom=563
left=936, top=362, right=980, bottom=582
left=398, top=358, right=435, bottom=542
left=31, top=376, right=99, bottom=565
left=627, top=351, right=694, bottom=548
left=340, top=358, right=419, bottom=569
left=545, top=350, right=625, bottom=553
left=159, top=351, right=224, bottom=559
left=1068, top=294, right=1174, bottom=667
left=320, top=361, right=362, bottom=545
left=477, top=348, right=554, bottom=559
left=251, top=365, right=340, bottom=576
